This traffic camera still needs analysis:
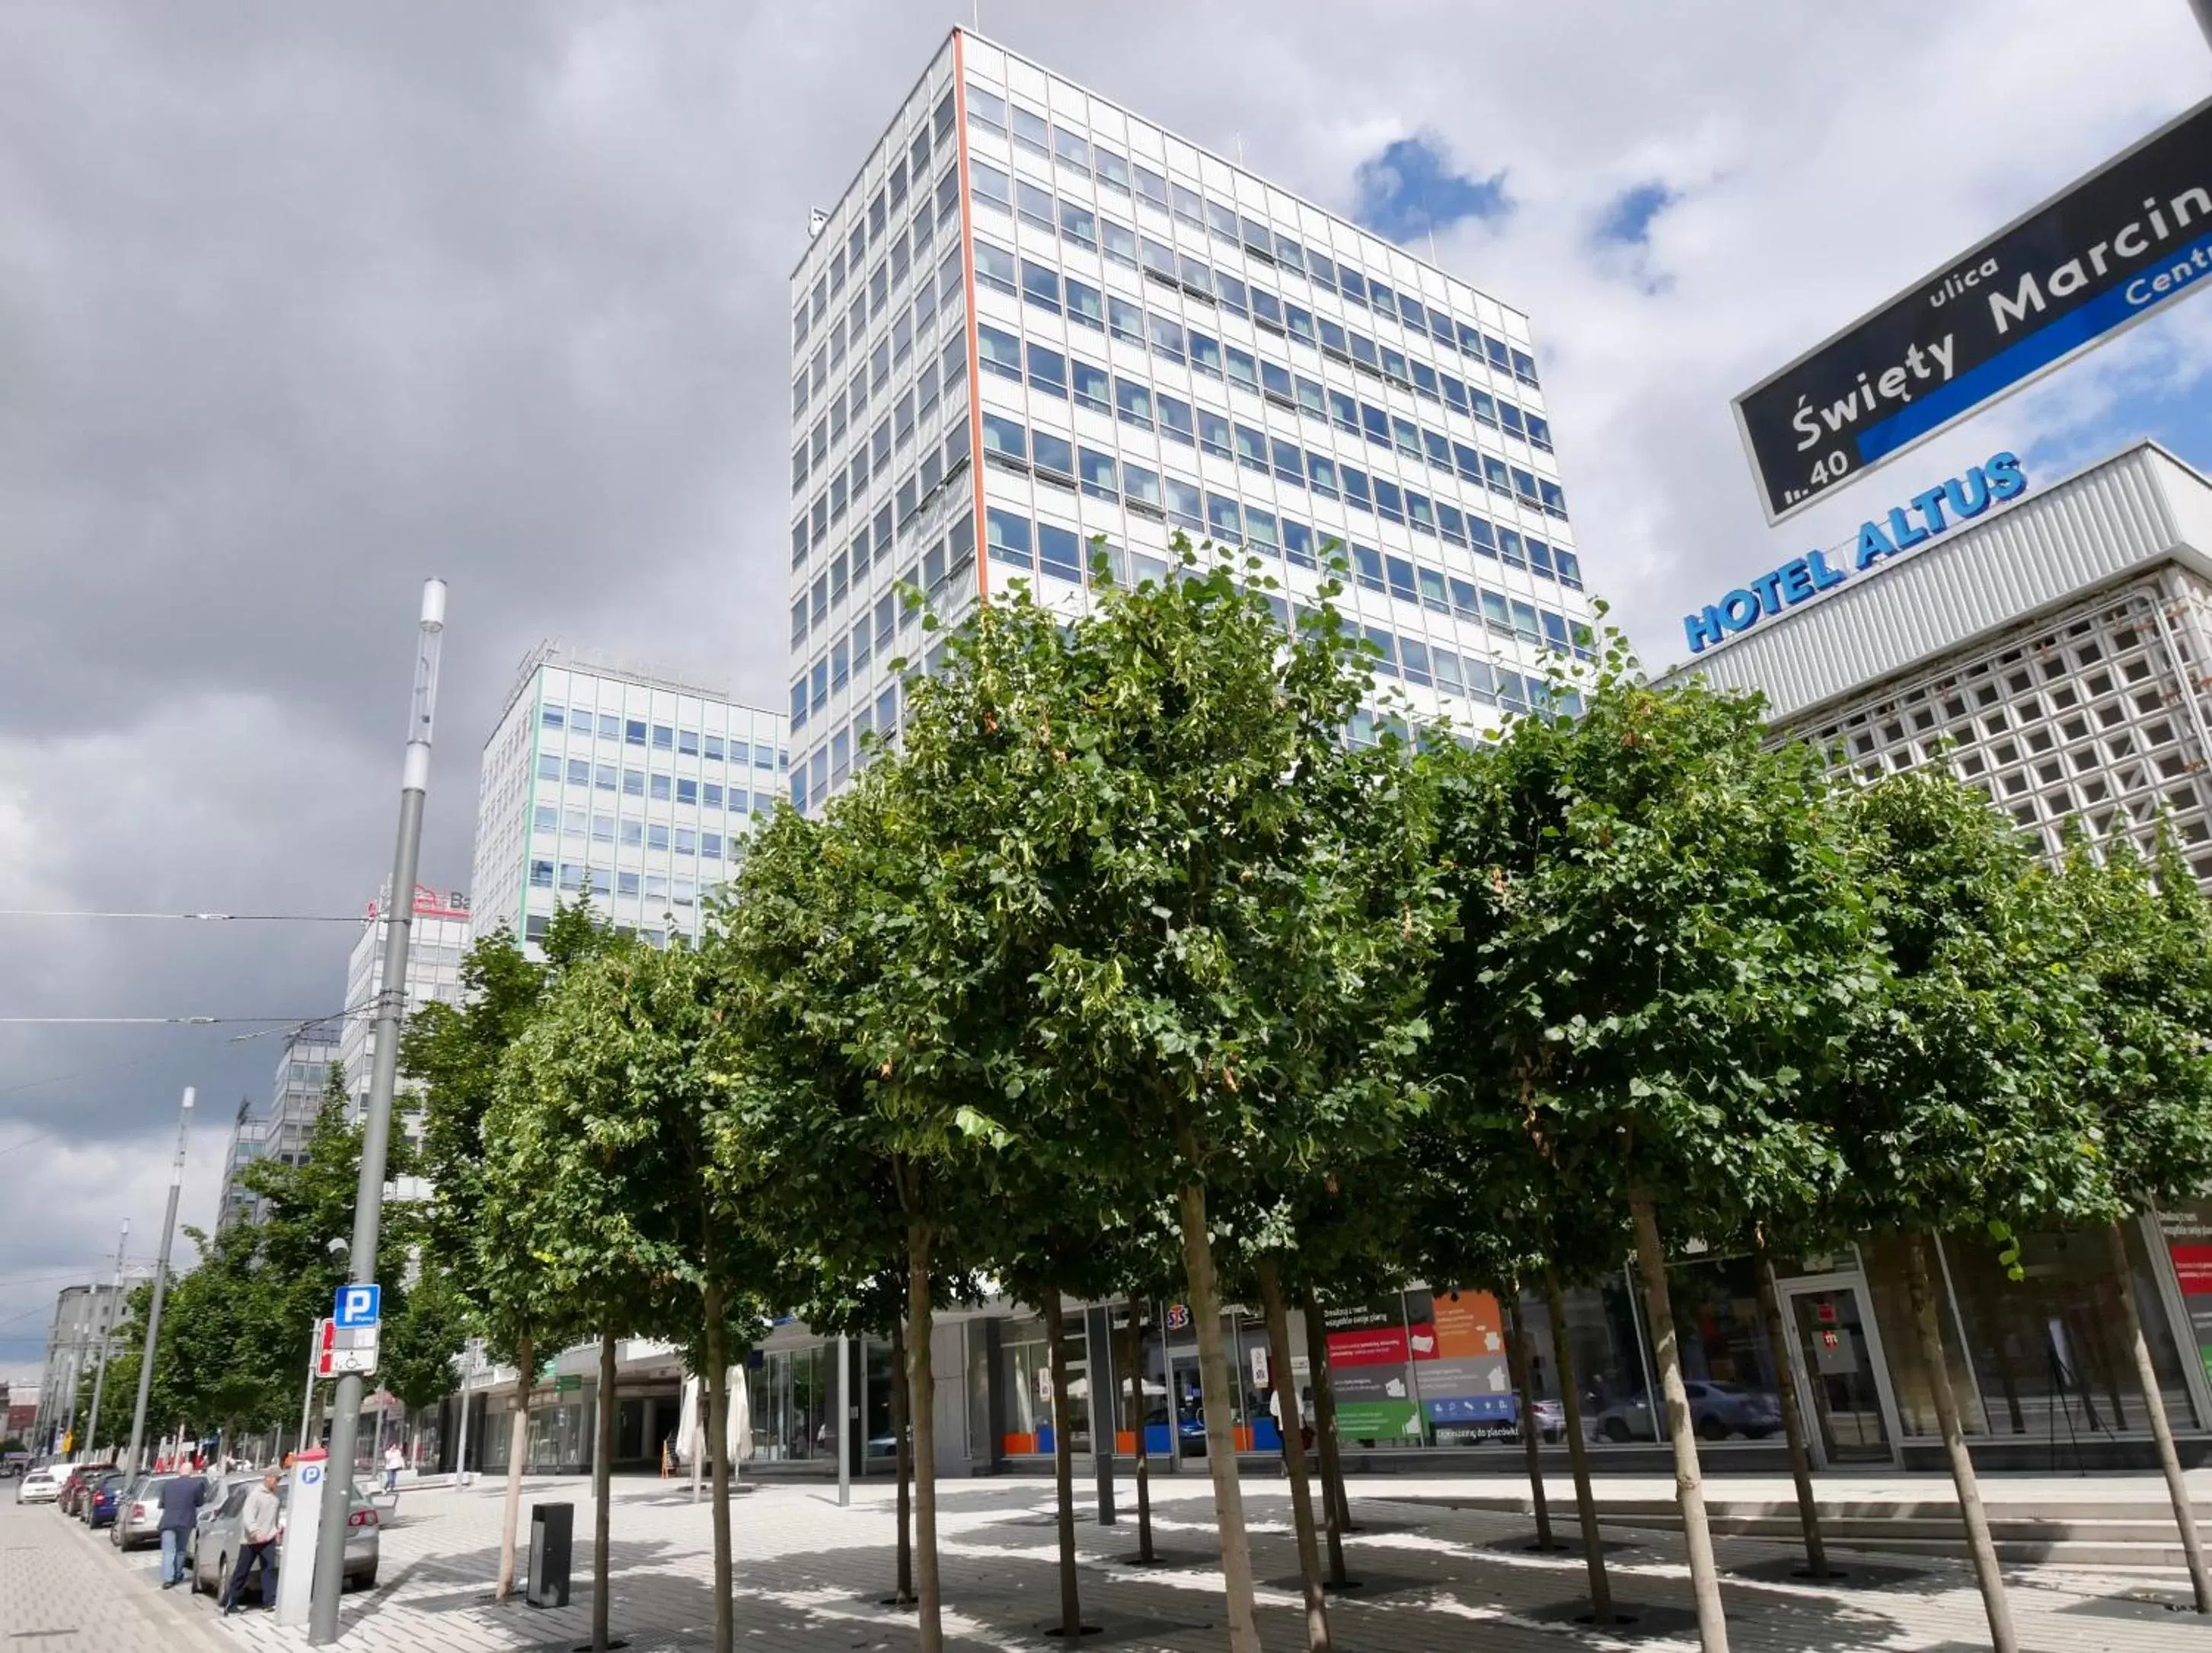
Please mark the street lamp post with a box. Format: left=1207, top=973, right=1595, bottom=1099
left=308, top=578, right=445, bottom=1646
left=124, top=1091, right=193, bottom=1475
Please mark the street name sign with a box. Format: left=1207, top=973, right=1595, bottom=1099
left=1735, top=96, right=2212, bottom=523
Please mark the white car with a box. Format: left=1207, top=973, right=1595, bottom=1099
left=15, top=1465, right=66, bottom=1505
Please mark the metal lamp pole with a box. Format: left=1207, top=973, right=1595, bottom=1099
left=308, top=577, right=445, bottom=1646
left=125, top=1091, right=193, bottom=1475
left=82, top=1219, right=128, bottom=1459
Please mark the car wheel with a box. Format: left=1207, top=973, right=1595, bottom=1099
left=1601, top=1418, right=1631, bottom=1443
left=1696, top=1415, right=1730, bottom=1442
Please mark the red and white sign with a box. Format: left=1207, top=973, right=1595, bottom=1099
left=316, top=1316, right=378, bottom=1377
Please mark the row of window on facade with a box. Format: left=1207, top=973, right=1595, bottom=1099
left=792, top=319, right=969, bottom=571
left=977, top=322, right=1570, bottom=529
left=536, top=705, right=783, bottom=770
left=535, top=758, right=777, bottom=815
left=959, top=78, right=1540, bottom=390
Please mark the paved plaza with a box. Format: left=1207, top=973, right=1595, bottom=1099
left=9, top=1469, right=2212, bottom=1651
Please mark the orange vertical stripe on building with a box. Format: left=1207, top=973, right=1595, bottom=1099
left=953, top=30, right=988, bottom=605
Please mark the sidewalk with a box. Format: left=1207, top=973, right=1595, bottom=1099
left=26, top=1467, right=2212, bottom=1651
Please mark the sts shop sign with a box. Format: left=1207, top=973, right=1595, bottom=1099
left=1682, top=452, right=2025, bottom=656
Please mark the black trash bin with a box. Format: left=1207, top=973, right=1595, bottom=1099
left=527, top=1501, right=573, bottom=1608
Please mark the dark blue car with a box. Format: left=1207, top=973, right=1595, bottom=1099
left=85, top=1471, right=127, bottom=1529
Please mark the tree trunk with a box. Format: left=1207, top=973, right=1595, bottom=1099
left=704, top=1285, right=734, bottom=1653
left=592, top=1329, right=617, bottom=1652
left=1543, top=1265, right=1614, bottom=1625
left=1258, top=1257, right=1330, bottom=1652
left=1504, top=1288, right=1556, bottom=1551
left=1175, top=1176, right=1264, bottom=1653
left=1629, top=1192, right=1729, bottom=1653
left=496, top=1331, right=531, bottom=1601
left=1751, top=1238, right=1829, bottom=1579
left=1119, top=1314, right=1155, bottom=1565
left=1300, top=1286, right=1352, bottom=1576
left=1904, top=1230, right=2017, bottom=1653
left=1044, top=1291, right=1085, bottom=1639
left=2107, top=1219, right=2211, bottom=1612
left=908, top=1226, right=943, bottom=1653
left=890, top=1316, right=915, bottom=1604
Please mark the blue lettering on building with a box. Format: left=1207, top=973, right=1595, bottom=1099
left=1682, top=452, right=2025, bottom=654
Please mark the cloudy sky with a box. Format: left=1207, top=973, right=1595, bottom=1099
left=5, top=0, right=2212, bottom=1397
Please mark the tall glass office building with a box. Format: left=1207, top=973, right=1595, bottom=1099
left=469, top=641, right=788, bottom=954
left=786, top=27, right=1597, bottom=810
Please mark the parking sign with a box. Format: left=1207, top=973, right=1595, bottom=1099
left=334, top=1283, right=381, bottom=1328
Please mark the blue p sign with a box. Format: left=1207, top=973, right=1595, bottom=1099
left=335, top=1284, right=381, bottom=1328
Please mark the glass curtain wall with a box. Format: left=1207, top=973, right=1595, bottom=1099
left=746, top=1345, right=835, bottom=1462
left=997, top=1314, right=1090, bottom=1456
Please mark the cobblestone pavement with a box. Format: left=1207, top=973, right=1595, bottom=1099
left=16, top=1470, right=2212, bottom=1651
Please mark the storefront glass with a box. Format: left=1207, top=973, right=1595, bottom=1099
left=864, top=1337, right=895, bottom=1460
left=1939, top=1224, right=2198, bottom=1442
left=1860, top=1234, right=1982, bottom=1437
left=746, top=1345, right=833, bottom=1462
left=997, top=1314, right=1089, bottom=1455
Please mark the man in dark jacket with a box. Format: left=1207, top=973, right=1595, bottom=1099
left=155, top=1473, right=210, bottom=1588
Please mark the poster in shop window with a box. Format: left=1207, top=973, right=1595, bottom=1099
left=1323, top=1298, right=1420, bottom=1441
left=1414, top=1288, right=1517, bottom=1438
left=2156, top=1206, right=2212, bottom=1387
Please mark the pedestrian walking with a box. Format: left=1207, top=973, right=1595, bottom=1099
left=383, top=1441, right=403, bottom=1494
left=155, top=1470, right=209, bottom=1588
left=221, top=1472, right=282, bottom=1614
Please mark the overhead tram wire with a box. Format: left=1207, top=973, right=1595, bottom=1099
left=0, top=909, right=367, bottom=923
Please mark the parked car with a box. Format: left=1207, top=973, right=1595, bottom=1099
left=83, top=1470, right=129, bottom=1528
left=1591, top=1380, right=1782, bottom=1442
left=56, top=1463, right=117, bottom=1517
left=110, top=1473, right=187, bottom=1549
left=15, top=1465, right=67, bottom=1505
left=189, top=1476, right=378, bottom=1597
left=1530, top=1397, right=1566, bottom=1442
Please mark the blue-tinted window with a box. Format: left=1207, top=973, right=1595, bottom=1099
left=987, top=507, right=1033, bottom=568
left=1526, top=413, right=1552, bottom=451
left=1526, top=538, right=1556, bottom=576
left=1234, top=423, right=1267, bottom=473
left=969, top=156, right=1010, bottom=212
left=1271, top=437, right=1303, bottom=484
left=975, top=239, right=1016, bottom=295
left=1216, top=273, right=1247, bottom=315
left=1305, top=451, right=1337, bottom=497
left=1164, top=475, right=1202, bottom=528
left=1352, top=544, right=1385, bottom=592
left=1400, top=637, right=1432, bottom=685
left=1251, top=289, right=1282, bottom=329
left=1411, top=362, right=1439, bottom=400
left=626, top=719, right=647, bottom=745
left=1406, top=491, right=1436, bottom=535
left=677, top=777, right=699, bottom=804
left=1363, top=625, right=1398, bottom=676
left=1080, top=448, right=1117, bottom=499
left=1038, top=522, right=1082, bottom=581
left=1261, top=360, right=1294, bottom=401
left=982, top=412, right=1026, bottom=461
left=1072, top=359, right=1109, bottom=413
left=1540, top=480, right=1569, bottom=518
left=1245, top=507, right=1278, bottom=554
left=1066, top=277, right=1104, bottom=331
left=1374, top=478, right=1404, bottom=522
left=1437, top=502, right=1467, bottom=546
left=1417, top=564, right=1450, bottom=612
left=1308, top=250, right=1337, bottom=290
left=1115, top=378, right=1153, bottom=428
left=1022, top=260, right=1061, bottom=312
left=1342, top=465, right=1372, bottom=511
left=1361, top=404, right=1390, bottom=445
left=1033, top=431, right=1074, bottom=480
left=1122, top=461, right=1161, bottom=512
left=1499, top=528, right=1527, bottom=569
left=1157, top=392, right=1194, bottom=445
left=978, top=324, right=1022, bottom=379
left=1385, top=555, right=1417, bottom=603
left=538, top=753, right=561, bottom=780
left=1205, top=493, right=1242, bottom=540
left=1327, top=390, right=1358, bottom=433
left=1319, top=317, right=1349, bottom=356
left=651, top=772, right=672, bottom=801
left=541, top=705, right=564, bottom=729
left=1225, top=347, right=1259, bottom=394
left=1148, top=313, right=1186, bottom=364
left=1198, top=410, right=1230, bottom=458
left=1339, top=268, right=1368, bottom=306
left=1283, top=518, right=1316, bottom=568
left=1285, top=305, right=1315, bottom=347
left=1028, top=343, right=1068, bottom=398
left=1555, top=547, right=1582, bottom=589
left=1449, top=577, right=1479, bottom=618
left=1350, top=333, right=1381, bottom=370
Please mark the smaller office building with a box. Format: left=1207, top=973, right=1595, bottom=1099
left=1663, top=438, right=2212, bottom=1470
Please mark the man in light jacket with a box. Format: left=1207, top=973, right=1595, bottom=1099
left=222, top=1472, right=283, bottom=1614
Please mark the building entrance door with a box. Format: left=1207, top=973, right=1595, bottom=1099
left=1781, top=1281, right=1901, bottom=1466
left=1170, top=1355, right=1206, bottom=1462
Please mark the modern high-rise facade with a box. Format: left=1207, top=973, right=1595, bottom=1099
left=338, top=883, right=471, bottom=1125
left=216, top=1019, right=341, bottom=1229
left=32, top=1281, right=138, bottom=1456
left=468, top=640, right=788, bottom=956
left=785, top=28, right=1596, bottom=811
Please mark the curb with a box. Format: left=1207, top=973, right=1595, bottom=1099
left=64, top=1508, right=236, bottom=1653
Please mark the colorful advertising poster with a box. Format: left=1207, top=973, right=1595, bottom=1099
left=1324, top=1298, right=1419, bottom=1440
left=1410, top=1288, right=1516, bottom=1437
left=2156, top=1206, right=2212, bottom=1387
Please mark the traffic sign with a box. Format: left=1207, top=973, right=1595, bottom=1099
left=334, top=1283, right=381, bottom=1329
left=317, top=1316, right=379, bottom=1377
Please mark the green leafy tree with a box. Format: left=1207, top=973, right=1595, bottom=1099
left=1428, top=659, right=1878, bottom=1653
left=721, top=789, right=1000, bottom=1653
left=484, top=933, right=669, bottom=1653
left=404, top=906, right=604, bottom=1599
left=1831, top=770, right=2117, bottom=1653
left=2052, top=831, right=2212, bottom=1611
left=879, top=544, right=1419, bottom=1653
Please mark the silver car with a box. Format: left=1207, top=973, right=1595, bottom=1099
left=110, top=1473, right=185, bottom=1549
left=188, top=1475, right=379, bottom=1597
